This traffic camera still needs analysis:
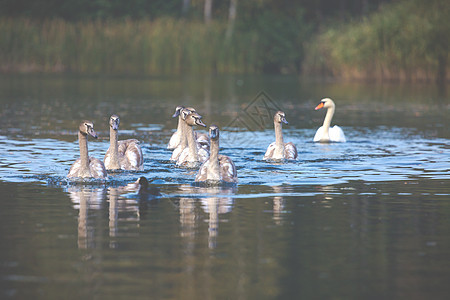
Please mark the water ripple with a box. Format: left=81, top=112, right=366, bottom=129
left=0, top=126, right=449, bottom=187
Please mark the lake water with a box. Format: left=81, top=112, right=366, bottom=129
left=0, top=74, right=449, bottom=299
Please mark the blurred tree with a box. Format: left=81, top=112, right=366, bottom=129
left=5, top=0, right=432, bottom=77
left=0, top=0, right=392, bottom=21
left=182, top=0, right=190, bottom=15
left=204, top=0, right=213, bottom=24
left=419, top=0, right=449, bottom=85
left=226, top=0, right=238, bottom=39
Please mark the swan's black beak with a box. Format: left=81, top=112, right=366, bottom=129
left=209, top=126, right=219, bottom=139
left=281, top=117, right=288, bottom=125
left=110, top=115, right=120, bottom=130
left=195, top=118, right=206, bottom=127
left=111, top=121, right=119, bottom=130
left=88, top=128, right=98, bottom=139
left=315, top=102, right=325, bottom=110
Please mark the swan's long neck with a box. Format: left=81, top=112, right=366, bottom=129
left=186, top=125, right=198, bottom=161
left=322, top=105, right=335, bottom=138
left=109, top=127, right=120, bottom=169
left=274, top=121, right=285, bottom=156
left=208, top=138, right=220, bottom=181
left=179, top=116, right=188, bottom=149
left=79, top=132, right=90, bottom=172
left=177, top=115, right=184, bottom=135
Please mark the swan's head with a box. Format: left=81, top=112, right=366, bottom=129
left=172, top=106, right=185, bottom=118
left=185, top=112, right=206, bottom=127
left=180, top=107, right=197, bottom=120
left=209, top=125, right=219, bottom=140
left=315, top=98, right=335, bottom=110
left=274, top=111, right=288, bottom=125
left=79, top=121, right=98, bottom=139
left=109, top=115, right=120, bottom=130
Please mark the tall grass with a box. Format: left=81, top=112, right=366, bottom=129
left=0, top=18, right=266, bottom=75
left=2, top=1, right=447, bottom=81
left=303, top=0, right=449, bottom=82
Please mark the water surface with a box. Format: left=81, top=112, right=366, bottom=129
left=0, top=74, right=449, bottom=299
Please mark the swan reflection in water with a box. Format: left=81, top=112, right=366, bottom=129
left=177, top=184, right=235, bottom=249
left=107, top=183, right=144, bottom=249
left=316, top=185, right=335, bottom=208
left=272, top=186, right=286, bottom=225
left=67, top=179, right=157, bottom=249
left=68, top=186, right=106, bottom=249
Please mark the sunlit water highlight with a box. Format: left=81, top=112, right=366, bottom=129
left=1, top=126, right=448, bottom=188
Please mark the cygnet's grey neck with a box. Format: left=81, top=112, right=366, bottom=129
left=79, top=131, right=90, bottom=173
left=274, top=121, right=285, bottom=156
left=208, top=138, right=220, bottom=180
left=186, top=125, right=198, bottom=161
left=109, top=127, right=120, bottom=169
left=179, top=115, right=188, bottom=149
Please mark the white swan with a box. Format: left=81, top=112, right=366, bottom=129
left=68, top=121, right=107, bottom=179
left=170, top=107, right=196, bottom=162
left=263, top=111, right=298, bottom=161
left=195, top=125, right=238, bottom=184
left=104, top=115, right=144, bottom=171
left=168, top=106, right=210, bottom=152
left=170, top=107, right=209, bottom=162
left=167, top=106, right=185, bottom=150
left=176, top=112, right=209, bottom=168
left=313, top=98, right=346, bottom=142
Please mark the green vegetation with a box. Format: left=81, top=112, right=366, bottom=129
left=303, top=0, right=449, bottom=82
left=0, top=18, right=234, bottom=74
left=0, top=15, right=308, bottom=75
left=0, top=0, right=448, bottom=82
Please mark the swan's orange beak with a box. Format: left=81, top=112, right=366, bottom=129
left=315, top=102, right=324, bottom=110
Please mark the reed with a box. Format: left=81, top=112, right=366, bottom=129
left=303, top=0, right=449, bottom=82
left=0, top=17, right=267, bottom=75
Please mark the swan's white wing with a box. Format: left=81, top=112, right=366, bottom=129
left=263, top=142, right=276, bottom=160
left=176, top=148, right=189, bottom=166
left=195, top=159, right=210, bottom=182
left=313, top=126, right=325, bottom=142
left=219, top=155, right=238, bottom=183
left=176, top=144, right=209, bottom=167
left=170, top=144, right=184, bottom=161
left=329, top=126, right=346, bottom=142
left=118, top=139, right=140, bottom=154
left=284, top=142, right=298, bottom=160
left=89, top=157, right=107, bottom=179
left=167, top=131, right=180, bottom=150
left=195, top=132, right=210, bottom=149
left=67, top=158, right=81, bottom=178
left=125, top=143, right=144, bottom=170
left=198, top=147, right=210, bottom=163
left=104, top=148, right=111, bottom=168
left=119, top=139, right=144, bottom=170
